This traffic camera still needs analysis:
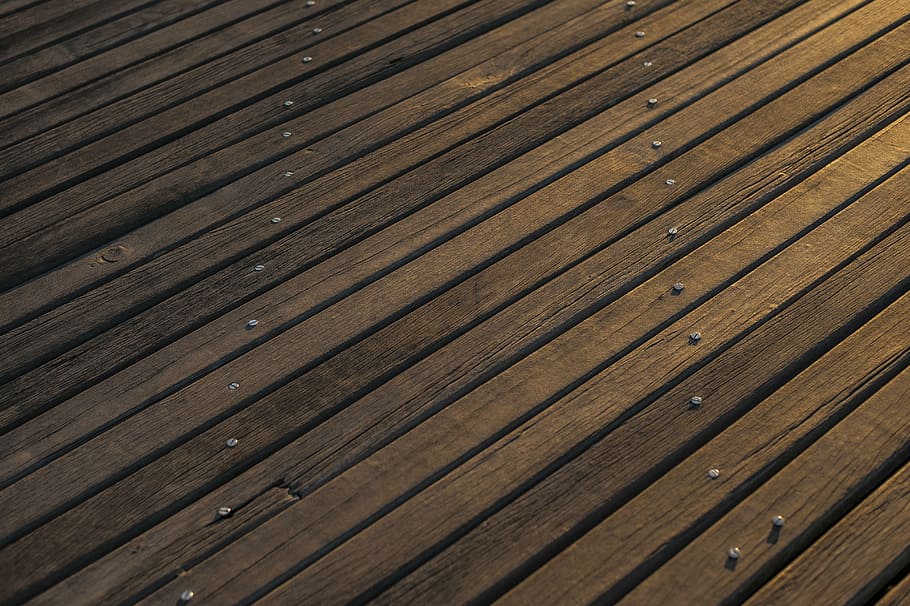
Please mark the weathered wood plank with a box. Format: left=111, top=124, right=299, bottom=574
left=197, top=147, right=910, bottom=606
left=745, top=462, right=910, bottom=605
left=1, top=46, right=905, bottom=605
left=0, top=0, right=227, bottom=92
left=0, top=0, right=871, bottom=407
left=0, top=0, right=877, bottom=503
left=618, top=363, right=910, bottom=605
left=877, top=572, right=910, bottom=606
left=0, top=0, right=864, bottom=482
left=0, top=0, right=293, bottom=113
left=0, top=0, right=683, bottom=289
left=0, top=0, right=158, bottom=64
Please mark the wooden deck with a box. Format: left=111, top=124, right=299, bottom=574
left=1, top=0, right=909, bottom=603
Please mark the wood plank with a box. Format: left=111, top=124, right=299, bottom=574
left=179, top=142, right=910, bottom=606
left=0, top=0, right=755, bottom=393
left=492, top=295, right=910, bottom=606
left=0, top=0, right=864, bottom=479
left=0, top=0, right=870, bottom=406
left=0, top=0, right=158, bottom=64
left=1, top=45, right=905, bottom=605
left=618, top=365, right=910, bottom=605
left=744, top=463, right=910, bottom=605
left=0, top=0, right=683, bottom=287
left=877, top=572, right=910, bottom=605
left=0, top=0, right=288, bottom=101
left=0, top=0, right=875, bottom=485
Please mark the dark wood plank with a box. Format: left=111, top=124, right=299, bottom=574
left=1, top=37, right=905, bottom=605
left=0, top=0, right=677, bottom=287
left=501, top=292, right=910, bottom=606
left=0, top=0, right=749, bottom=403
left=618, top=364, right=910, bottom=605
left=0, top=0, right=860, bottom=485
left=0, top=0, right=96, bottom=38
left=0, top=0, right=159, bottom=63
left=0, top=0, right=284, bottom=100
left=745, top=462, right=910, bottom=605
left=0, top=0, right=863, bottom=483
left=182, top=141, right=910, bottom=606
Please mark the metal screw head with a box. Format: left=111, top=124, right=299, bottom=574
left=217, top=506, right=233, bottom=518
left=302, top=56, right=313, bottom=63
left=648, top=97, right=658, bottom=106
left=635, top=31, right=645, bottom=38
left=283, top=100, right=294, bottom=107
left=707, top=468, right=720, bottom=479
left=254, top=264, right=265, bottom=271
left=226, top=438, right=239, bottom=448
left=672, top=282, right=684, bottom=292
left=271, top=217, right=282, bottom=224
left=228, top=382, right=240, bottom=390
left=306, top=0, right=315, bottom=5
left=728, top=547, right=741, bottom=560
left=666, top=178, right=676, bottom=185
left=282, top=131, right=292, bottom=137
left=667, top=227, right=678, bottom=236
left=652, top=140, right=662, bottom=148
left=283, top=170, right=294, bottom=177
left=772, top=515, right=785, bottom=527
left=247, top=319, right=259, bottom=328
left=180, top=590, right=195, bottom=602
left=643, top=61, right=653, bottom=67
left=690, top=332, right=702, bottom=342
left=626, top=0, right=636, bottom=6
left=689, top=396, right=703, bottom=407
left=313, top=27, right=322, bottom=33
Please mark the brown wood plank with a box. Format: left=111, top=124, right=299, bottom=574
left=618, top=364, right=910, bottom=605
left=142, top=120, right=910, bottom=605
left=0, top=0, right=684, bottom=289
left=0, top=0, right=159, bottom=63
left=0, top=0, right=868, bottom=414
left=0, top=0, right=760, bottom=403
left=499, top=292, right=910, bottom=606
left=0, top=0, right=878, bottom=499
left=0, top=0, right=292, bottom=109
left=0, top=0, right=864, bottom=484
left=0, top=0, right=100, bottom=38
left=1, top=41, right=905, bottom=605
left=745, top=463, right=910, bottom=605
left=877, top=572, right=910, bottom=605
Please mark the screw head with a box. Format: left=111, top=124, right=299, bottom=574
left=306, top=0, right=315, bottom=5
left=180, top=590, right=195, bottom=602
left=690, top=332, right=702, bottom=342
left=254, top=264, right=265, bottom=271
left=728, top=547, right=741, bottom=560
left=648, top=97, right=658, bottom=106
left=271, top=217, right=282, bottom=223
left=217, top=506, right=233, bottom=518
left=667, top=227, right=678, bottom=236
left=228, top=382, right=240, bottom=390
left=666, top=178, right=676, bottom=185
left=707, top=468, right=720, bottom=479
left=283, top=100, right=294, bottom=107
left=772, top=515, right=785, bottom=527
left=652, top=140, right=662, bottom=148
left=689, top=396, right=702, bottom=407
left=247, top=319, right=259, bottom=328
left=313, top=27, right=322, bottom=33
left=282, top=131, right=292, bottom=137
left=226, top=438, right=238, bottom=448
left=635, top=31, right=645, bottom=38
left=302, top=56, right=313, bottom=63
left=643, top=61, right=653, bottom=67
left=626, top=0, right=636, bottom=6
left=672, top=282, right=684, bottom=292
left=283, top=170, right=294, bottom=177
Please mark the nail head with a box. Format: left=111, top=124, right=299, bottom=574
left=690, top=332, right=702, bottom=342
left=218, top=506, right=233, bottom=518
left=282, top=131, right=292, bottom=137
left=689, top=396, right=702, bottom=407
left=666, top=178, right=676, bottom=185
left=254, top=264, right=265, bottom=271
left=773, top=515, right=785, bottom=527
left=652, top=140, right=662, bottom=148
left=247, top=319, right=259, bottom=328
left=226, top=438, right=239, bottom=448
left=643, top=61, right=653, bottom=67
left=668, top=227, right=678, bottom=236
left=283, top=100, right=294, bottom=107
left=635, top=31, right=645, bottom=38
left=707, top=468, right=720, bottom=479
left=180, top=590, right=195, bottom=602
left=302, top=56, right=313, bottom=63
left=228, top=382, right=240, bottom=390
left=672, top=282, right=684, bottom=292
left=313, top=27, right=322, bottom=33
left=728, top=547, right=741, bottom=560
left=271, top=217, right=282, bottom=223
left=648, top=98, right=658, bottom=106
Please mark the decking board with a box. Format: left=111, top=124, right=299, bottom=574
left=1, top=0, right=908, bottom=603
